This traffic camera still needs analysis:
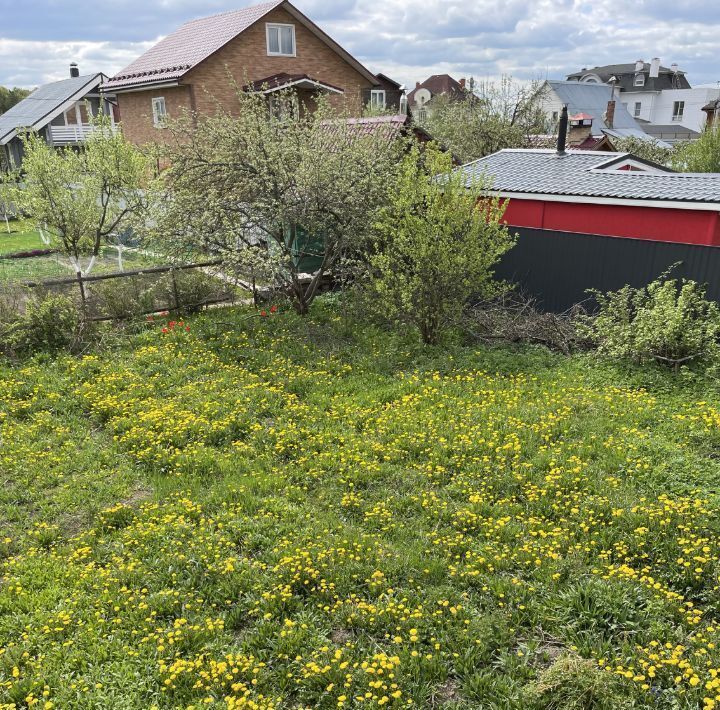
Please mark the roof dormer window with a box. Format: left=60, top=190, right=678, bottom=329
left=266, top=23, right=296, bottom=57
left=634, top=73, right=645, bottom=87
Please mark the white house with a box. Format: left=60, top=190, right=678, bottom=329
left=566, top=60, right=720, bottom=139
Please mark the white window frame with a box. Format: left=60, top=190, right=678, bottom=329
left=634, top=73, right=645, bottom=86
left=672, top=101, right=685, bottom=122
left=151, top=96, right=167, bottom=128
left=370, top=89, right=386, bottom=110
left=266, top=23, right=296, bottom=57
left=633, top=102, right=641, bottom=117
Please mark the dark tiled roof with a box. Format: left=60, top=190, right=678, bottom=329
left=457, top=149, right=720, bottom=204
left=407, top=74, right=464, bottom=105
left=0, top=74, right=104, bottom=145
left=105, top=0, right=283, bottom=90
left=565, top=63, right=691, bottom=93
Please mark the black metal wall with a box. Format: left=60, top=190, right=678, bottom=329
left=495, top=228, right=720, bottom=313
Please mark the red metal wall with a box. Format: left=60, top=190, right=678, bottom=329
left=502, top=198, right=720, bottom=246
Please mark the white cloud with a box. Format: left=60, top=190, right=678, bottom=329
left=0, top=38, right=156, bottom=87
left=1, top=0, right=718, bottom=89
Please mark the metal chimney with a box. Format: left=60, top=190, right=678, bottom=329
left=650, top=58, right=660, bottom=78
left=557, top=105, right=568, bottom=156
left=70, top=63, right=80, bottom=78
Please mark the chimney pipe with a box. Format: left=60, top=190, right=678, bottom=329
left=650, top=57, right=660, bottom=78
left=415, top=81, right=420, bottom=89
left=605, top=99, right=616, bottom=129
left=70, top=62, right=79, bottom=78
left=635, top=59, right=644, bottom=72
left=557, top=105, right=568, bottom=156
left=459, top=77, right=466, bottom=90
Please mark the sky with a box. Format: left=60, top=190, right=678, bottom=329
left=1, top=0, right=719, bottom=90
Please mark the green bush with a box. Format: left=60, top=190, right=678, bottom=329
left=1, top=292, right=80, bottom=355
left=91, top=278, right=154, bottom=321
left=152, top=269, right=228, bottom=314
left=580, top=274, right=720, bottom=367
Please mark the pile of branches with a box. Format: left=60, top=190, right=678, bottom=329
left=463, top=292, right=591, bottom=355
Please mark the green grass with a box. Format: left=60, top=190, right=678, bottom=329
left=0, top=222, right=164, bottom=284
left=2, top=304, right=720, bottom=708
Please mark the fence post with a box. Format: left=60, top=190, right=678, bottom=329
left=170, top=267, right=180, bottom=311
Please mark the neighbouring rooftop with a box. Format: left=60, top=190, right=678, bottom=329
left=458, top=149, right=720, bottom=204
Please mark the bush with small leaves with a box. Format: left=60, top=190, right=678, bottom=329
left=2, top=292, right=80, bottom=355
left=91, top=278, right=155, bottom=322
left=580, top=274, right=720, bottom=368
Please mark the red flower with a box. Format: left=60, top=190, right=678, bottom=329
left=185, top=326, right=190, bottom=332
left=270, top=305, right=278, bottom=314
left=161, top=327, right=169, bottom=334
left=260, top=310, right=268, bottom=317
left=169, top=320, right=176, bottom=328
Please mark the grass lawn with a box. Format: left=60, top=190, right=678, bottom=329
left=0, top=221, right=163, bottom=284
left=2, top=304, right=720, bottom=708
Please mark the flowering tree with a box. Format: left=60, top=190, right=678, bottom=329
left=362, top=144, right=515, bottom=345
left=14, top=113, right=147, bottom=275
left=421, top=76, right=548, bottom=163
left=149, top=89, right=403, bottom=314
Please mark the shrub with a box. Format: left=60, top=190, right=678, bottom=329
left=580, top=274, right=720, bottom=368
left=360, top=144, right=515, bottom=345
left=91, top=278, right=154, bottom=321
left=1, top=292, right=80, bottom=355
left=152, top=269, right=229, bottom=314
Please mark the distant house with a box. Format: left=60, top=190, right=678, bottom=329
left=407, top=74, right=466, bottom=122
left=104, top=0, right=397, bottom=146
left=457, top=148, right=720, bottom=245
left=537, top=80, right=658, bottom=144
left=0, top=65, right=117, bottom=169
left=363, top=73, right=407, bottom=114
left=566, top=60, right=720, bottom=135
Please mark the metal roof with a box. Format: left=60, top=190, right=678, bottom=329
left=105, top=0, right=379, bottom=91
left=0, top=74, right=104, bottom=145
left=457, top=149, right=720, bottom=204
left=546, top=81, right=640, bottom=132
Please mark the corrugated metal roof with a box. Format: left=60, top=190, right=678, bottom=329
left=547, top=80, right=640, bottom=132
left=105, top=0, right=283, bottom=90
left=0, top=74, right=104, bottom=145
left=457, top=149, right=720, bottom=204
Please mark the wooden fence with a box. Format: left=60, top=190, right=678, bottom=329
left=21, top=259, right=236, bottom=321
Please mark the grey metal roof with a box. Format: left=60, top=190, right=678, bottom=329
left=457, top=149, right=720, bottom=204
left=546, top=81, right=641, bottom=133
left=0, top=74, right=104, bottom=145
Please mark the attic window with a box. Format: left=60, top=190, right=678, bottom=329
left=266, top=23, right=296, bottom=57
left=634, top=73, right=645, bottom=87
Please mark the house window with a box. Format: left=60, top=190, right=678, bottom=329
left=634, top=101, right=641, bottom=117
left=417, top=107, right=428, bottom=122
left=370, top=89, right=386, bottom=110
left=151, top=97, right=167, bottom=127
left=634, top=73, right=645, bottom=86
left=551, top=111, right=559, bottom=122
left=266, top=23, right=296, bottom=56
left=672, top=101, right=685, bottom=121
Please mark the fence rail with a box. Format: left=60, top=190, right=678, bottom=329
left=15, top=259, right=235, bottom=322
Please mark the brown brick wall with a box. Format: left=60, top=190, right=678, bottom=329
left=116, top=7, right=375, bottom=145
left=116, top=85, right=192, bottom=147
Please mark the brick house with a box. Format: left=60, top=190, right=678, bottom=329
left=104, top=0, right=396, bottom=146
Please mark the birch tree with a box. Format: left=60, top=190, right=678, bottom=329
left=149, top=89, right=403, bottom=314
left=15, top=114, right=147, bottom=275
